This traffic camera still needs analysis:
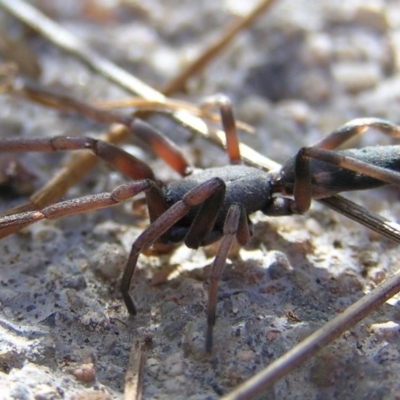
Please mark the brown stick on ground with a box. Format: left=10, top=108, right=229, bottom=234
left=161, top=0, right=278, bottom=95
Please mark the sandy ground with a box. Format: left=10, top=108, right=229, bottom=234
left=1, top=0, right=400, bottom=399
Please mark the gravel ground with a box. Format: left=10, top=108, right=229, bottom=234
left=1, top=0, right=400, bottom=399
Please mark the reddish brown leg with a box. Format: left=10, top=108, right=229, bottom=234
left=0, top=180, right=156, bottom=231
left=206, top=203, right=250, bottom=352
left=0, top=136, right=155, bottom=181
left=293, top=118, right=400, bottom=213
left=17, top=80, right=192, bottom=176
left=201, top=95, right=241, bottom=164
left=120, top=177, right=226, bottom=316
left=0, top=138, right=170, bottom=236
left=129, top=120, right=192, bottom=176
left=313, top=118, right=400, bottom=150
left=184, top=183, right=226, bottom=249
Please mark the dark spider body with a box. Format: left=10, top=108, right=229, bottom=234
left=161, top=165, right=272, bottom=245
left=160, top=145, right=400, bottom=249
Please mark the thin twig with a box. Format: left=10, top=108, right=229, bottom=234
left=94, top=97, right=255, bottom=134
left=221, top=269, right=400, bottom=400
left=320, top=196, right=400, bottom=244
left=0, top=0, right=163, bottom=101
left=124, top=341, right=146, bottom=400
left=162, top=0, right=277, bottom=95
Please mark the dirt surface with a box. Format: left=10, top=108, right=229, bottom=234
left=1, top=1, right=400, bottom=399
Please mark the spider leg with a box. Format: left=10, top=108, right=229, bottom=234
left=184, top=183, right=226, bottom=249
left=314, top=118, right=400, bottom=150
left=0, top=180, right=155, bottom=231
left=120, top=177, right=225, bottom=316
left=0, top=136, right=155, bottom=181
left=201, top=94, right=241, bottom=164
left=206, top=203, right=249, bottom=352
left=16, top=80, right=192, bottom=176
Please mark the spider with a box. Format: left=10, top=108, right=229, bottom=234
left=2, top=82, right=400, bottom=352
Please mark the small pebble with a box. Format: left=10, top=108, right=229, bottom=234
left=164, top=352, right=184, bottom=376
left=89, top=243, right=126, bottom=280
left=331, top=61, right=382, bottom=93
left=71, top=363, right=96, bottom=382
left=370, top=321, right=400, bottom=340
